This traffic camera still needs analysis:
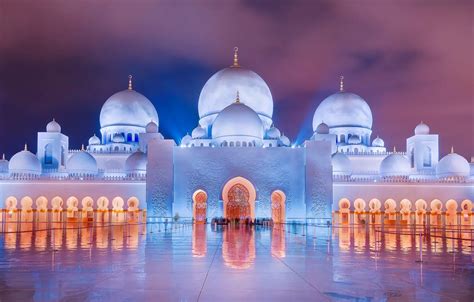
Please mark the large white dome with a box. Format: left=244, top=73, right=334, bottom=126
left=313, top=92, right=373, bottom=131
left=198, top=66, right=273, bottom=129
left=67, top=151, right=98, bottom=175
left=100, top=88, right=158, bottom=129
left=414, top=122, right=430, bottom=135
left=9, top=149, right=41, bottom=176
left=436, top=152, right=469, bottom=178
left=125, top=151, right=147, bottom=173
left=379, top=153, right=411, bottom=177
left=332, top=152, right=352, bottom=176
left=46, top=119, right=61, bottom=133
left=212, top=101, right=264, bottom=141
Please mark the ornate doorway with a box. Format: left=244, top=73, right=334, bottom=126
left=271, top=190, right=286, bottom=223
left=222, top=177, right=256, bottom=221
left=193, top=190, right=208, bottom=223
left=227, top=184, right=251, bottom=220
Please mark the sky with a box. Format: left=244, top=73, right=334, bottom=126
left=0, top=0, right=472, bottom=159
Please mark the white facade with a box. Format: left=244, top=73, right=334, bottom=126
left=0, top=51, right=472, bottom=222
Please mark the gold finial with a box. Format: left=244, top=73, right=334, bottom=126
left=232, top=47, right=239, bottom=67
left=339, top=75, right=344, bottom=92
left=235, top=90, right=240, bottom=103
left=451, top=146, right=454, bottom=154
left=81, top=144, right=85, bottom=151
left=128, top=75, right=133, bottom=90
left=24, top=144, right=28, bottom=151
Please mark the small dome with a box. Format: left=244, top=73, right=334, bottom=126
left=46, top=119, right=61, bottom=133
left=380, top=153, right=411, bottom=177
left=100, top=88, right=159, bottom=129
left=125, top=151, right=147, bottom=173
left=372, top=136, right=384, bottom=147
left=212, top=101, right=264, bottom=140
left=0, top=155, right=9, bottom=174
left=9, top=149, right=41, bottom=175
left=315, top=122, right=329, bottom=134
left=414, top=122, right=430, bottom=135
left=88, top=134, right=100, bottom=145
left=146, top=120, right=159, bottom=133
left=112, top=133, right=125, bottom=143
left=181, top=134, right=192, bottom=146
left=436, top=152, right=469, bottom=178
left=67, top=151, right=98, bottom=175
left=313, top=91, right=373, bottom=131
left=332, top=152, right=352, bottom=176
left=191, top=126, right=207, bottom=139
left=266, top=126, right=281, bottom=139
left=279, top=135, right=290, bottom=147
left=348, top=135, right=361, bottom=145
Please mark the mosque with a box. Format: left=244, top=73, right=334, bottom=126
left=0, top=48, right=472, bottom=225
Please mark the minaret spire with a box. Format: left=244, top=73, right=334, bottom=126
left=24, top=144, right=28, bottom=151
left=235, top=90, right=240, bottom=103
left=128, top=75, right=133, bottom=90
left=339, top=75, right=344, bottom=92
left=451, top=146, right=454, bottom=154
left=232, top=47, right=240, bottom=67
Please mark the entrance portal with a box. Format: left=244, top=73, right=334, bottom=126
left=222, top=177, right=256, bottom=221
left=193, top=190, right=208, bottom=223
left=271, top=190, right=286, bottom=223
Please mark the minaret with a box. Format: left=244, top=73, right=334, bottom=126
left=235, top=90, right=240, bottom=103
left=339, top=75, right=344, bottom=92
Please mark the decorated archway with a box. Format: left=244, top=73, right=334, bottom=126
left=271, top=190, right=286, bottom=223
left=192, top=190, right=208, bottom=223
left=222, top=177, right=256, bottom=221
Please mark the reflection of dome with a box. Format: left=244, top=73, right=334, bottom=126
left=67, top=151, right=98, bottom=175
left=125, top=151, right=147, bottom=173
left=46, top=119, right=61, bottom=133
left=348, top=135, right=361, bottom=145
left=313, top=92, right=373, bottom=131
left=380, top=153, right=411, bottom=177
left=436, top=151, right=469, bottom=178
left=332, top=152, right=352, bottom=176
left=88, top=134, right=100, bottom=145
left=0, top=155, right=8, bottom=173
left=315, top=122, right=329, bottom=134
left=191, top=126, right=207, bottom=139
left=9, top=149, right=41, bottom=176
left=198, top=51, right=273, bottom=129
left=279, top=135, right=290, bottom=146
left=266, top=126, right=281, bottom=139
left=212, top=101, right=264, bottom=140
left=112, top=133, right=125, bottom=143
left=181, top=134, right=192, bottom=146
left=414, top=122, right=430, bottom=135
left=372, top=136, right=384, bottom=147
left=145, top=121, right=158, bottom=133
left=100, top=83, right=158, bottom=128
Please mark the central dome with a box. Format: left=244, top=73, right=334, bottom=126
left=198, top=50, right=273, bottom=129
left=212, top=100, right=264, bottom=141
left=313, top=91, right=373, bottom=131
left=100, top=81, right=158, bottom=129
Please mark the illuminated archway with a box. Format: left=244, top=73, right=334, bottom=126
left=338, top=198, right=351, bottom=224
left=36, top=196, right=48, bottom=212
left=354, top=198, right=366, bottom=214
left=51, top=196, right=63, bottom=211
left=222, top=177, right=256, bottom=221
left=369, top=198, right=381, bottom=213
left=271, top=190, right=286, bottom=223
left=192, top=190, right=208, bottom=223
left=5, top=196, right=18, bottom=211
left=127, top=197, right=140, bottom=211
left=112, top=197, right=124, bottom=211
left=384, top=199, right=396, bottom=214
left=445, top=199, right=458, bottom=226
left=97, top=196, right=109, bottom=211
left=20, top=196, right=33, bottom=211
left=81, top=196, right=94, bottom=211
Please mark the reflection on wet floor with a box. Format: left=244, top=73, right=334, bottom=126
left=0, top=221, right=473, bottom=301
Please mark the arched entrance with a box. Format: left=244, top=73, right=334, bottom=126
left=193, top=190, right=208, bottom=223
left=222, top=177, right=256, bottom=221
left=271, top=190, right=286, bottom=223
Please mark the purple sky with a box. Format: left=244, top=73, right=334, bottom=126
left=0, top=0, right=472, bottom=159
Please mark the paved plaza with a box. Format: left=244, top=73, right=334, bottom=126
left=0, top=222, right=472, bottom=301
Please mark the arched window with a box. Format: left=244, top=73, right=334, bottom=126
left=423, top=146, right=431, bottom=167
left=61, top=146, right=65, bottom=166
left=230, top=142, right=234, bottom=147
left=127, top=133, right=133, bottom=142
left=410, top=148, right=414, bottom=168
left=114, top=146, right=119, bottom=152
left=242, top=142, right=247, bottom=147
left=44, top=144, right=53, bottom=164
left=236, top=141, right=241, bottom=147
left=340, top=134, right=345, bottom=143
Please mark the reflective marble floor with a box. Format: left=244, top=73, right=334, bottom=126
left=0, top=222, right=473, bottom=301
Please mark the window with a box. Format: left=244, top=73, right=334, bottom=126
left=410, top=149, right=414, bottom=168
left=127, top=133, right=133, bottom=142
left=423, top=146, right=431, bottom=167
left=44, top=144, right=53, bottom=164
